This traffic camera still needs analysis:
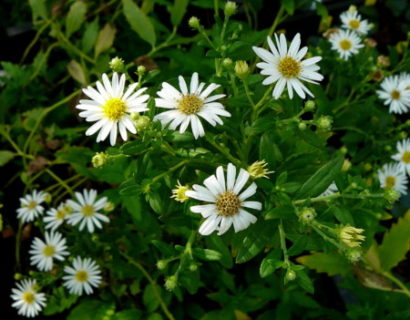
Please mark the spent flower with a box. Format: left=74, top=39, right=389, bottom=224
left=339, top=225, right=365, bottom=248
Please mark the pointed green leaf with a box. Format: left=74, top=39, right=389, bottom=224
left=65, top=1, right=87, bottom=37
left=297, top=252, right=350, bottom=276
left=170, top=0, right=190, bottom=26
left=94, top=23, right=116, bottom=58
left=0, top=150, right=15, bottom=166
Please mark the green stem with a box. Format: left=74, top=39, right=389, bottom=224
left=311, top=222, right=344, bottom=250
left=45, top=169, right=74, bottom=196
left=15, top=222, right=23, bottom=269
left=243, top=80, right=255, bottom=107
left=205, top=135, right=241, bottom=166
left=382, top=271, right=410, bottom=298
left=120, top=251, right=175, bottom=320
left=268, top=6, right=285, bottom=37
left=21, top=19, right=52, bottom=63
left=278, top=220, right=289, bottom=266
left=147, top=27, right=178, bottom=57
left=151, top=160, right=190, bottom=184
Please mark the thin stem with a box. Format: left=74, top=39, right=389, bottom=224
left=278, top=220, right=289, bottom=266
left=205, top=135, right=241, bottom=166
left=382, top=271, right=410, bottom=298
left=15, top=222, right=23, bottom=269
left=45, top=169, right=74, bottom=196
left=213, top=0, right=219, bottom=18
left=21, top=20, right=52, bottom=63
left=243, top=80, right=255, bottom=107
left=147, top=27, right=178, bottom=57
left=311, top=222, right=344, bottom=250
left=120, top=251, right=175, bottom=320
left=151, top=160, right=190, bottom=184
left=268, top=6, right=285, bottom=37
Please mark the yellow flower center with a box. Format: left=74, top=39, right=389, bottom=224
left=278, top=56, right=301, bottom=78
left=177, top=95, right=204, bottom=114
left=385, top=176, right=396, bottom=188
left=172, top=185, right=189, bottom=203
left=56, top=209, right=67, bottom=220
left=216, top=191, right=241, bottom=217
left=81, top=204, right=95, bottom=217
left=27, top=200, right=37, bottom=210
left=42, top=245, right=56, bottom=257
left=75, top=270, right=89, bottom=283
left=102, top=98, right=126, bottom=121
left=402, top=151, right=410, bottom=164
left=390, top=90, right=400, bottom=100
left=22, top=292, right=35, bottom=304
left=349, top=19, right=360, bottom=29
left=339, top=39, right=352, bottom=51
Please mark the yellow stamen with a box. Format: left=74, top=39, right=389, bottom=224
left=385, top=176, right=396, bottom=188
left=349, top=20, right=360, bottom=29
left=278, top=56, right=301, bottom=78
left=102, top=98, right=126, bottom=121
left=216, top=191, right=241, bottom=217
left=26, top=201, right=37, bottom=210
left=339, top=39, right=352, bottom=51
left=391, top=90, right=400, bottom=100
left=42, top=245, right=55, bottom=257
left=177, top=95, right=203, bottom=114
left=75, top=270, right=89, bottom=283
left=22, top=292, right=35, bottom=304
left=402, top=151, right=410, bottom=164
left=56, top=209, right=67, bottom=220
left=81, top=205, right=95, bottom=217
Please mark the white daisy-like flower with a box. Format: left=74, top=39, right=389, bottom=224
left=186, top=163, right=262, bottom=236
left=43, top=202, right=71, bottom=231
left=329, top=29, right=364, bottom=60
left=392, top=139, right=410, bottom=175
left=17, top=190, right=46, bottom=223
left=63, top=256, right=102, bottom=295
left=340, top=9, right=370, bottom=35
left=378, top=163, right=408, bottom=195
left=29, top=231, right=69, bottom=271
left=154, top=72, right=230, bottom=139
left=399, top=72, right=410, bottom=89
left=66, top=189, right=109, bottom=233
left=76, top=72, right=149, bottom=146
left=320, top=182, right=339, bottom=197
left=377, top=75, right=410, bottom=114
left=253, top=33, right=323, bottom=100
left=10, top=279, right=46, bottom=318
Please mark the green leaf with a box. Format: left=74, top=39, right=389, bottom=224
left=67, top=60, right=86, bottom=85
left=259, top=251, right=282, bottom=278
left=81, top=18, right=99, bottom=54
left=294, top=156, right=343, bottom=200
left=379, top=211, right=410, bottom=271
left=0, top=150, right=15, bottom=166
left=192, top=248, right=222, bottom=261
left=170, top=0, right=189, bottom=26
left=28, top=0, right=48, bottom=20
left=122, top=0, right=156, bottom=47
left=112, top=309, right=142, bottom=320
left=295, top=269, right=314, bottom=293
left=236, top=222, right=272, bottom=263
left=259, top=133, right=279, bottom=167
left=297, top=252, right=350, bottom=276
left=281, top=0, right=295, bottom=15
left=43, top=287, right=78, bottom=315
left=67, top=299, right=113, bottom=320
left=143, top=284, right=160, bottom=312
left=94, top=23, right=117, bottom=58
left=65, top=1, right=87, bottom=37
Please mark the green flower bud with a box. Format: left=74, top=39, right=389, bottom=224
left=399, top=131, right=407, bottom=139
left=106, top=310, right=115, bottom=316
left=298, top=122, right=307, bottom=131
left=342, top=159, right=351, bottom=172
left=109, top=57, right=125, bottom=73
left=189, top=263, right=198, bottom=271
left=104, top=202, right=115, bottom=212
left=235, top=60, right=249, bottom=80
left=384, top=145, right=392, bottom=152
left=298, top=207, right=316, bottom=224
left=317, top=116, right=333, bottom=131
left=285, top=269, right=296, bottom=281
left=304, top=100, right=315, bottom=111
left=135, top=115, right=150, bottom=132
left=14, top=273, right=23, bottom=280
left=164, top=275, right=178, bottom=291
left=44, top=192, right=52, bottom=203
left=345, top=248, right=362, bottom=263
left=137, top=65, right=146, bottom=75
left=188, top=16, right=200, bottom=29
left=339, top=146, right=348, bottom=155
left=384, top=188, right=400, bottom=203
left=92, top=152, right=108, bottom=168
left=224, top=1, right=237, bottom=17
left=156, top=260, right=168, bottom=270
left=222, top=58, right=233, bottom=69
left=338, top=225, right=365, bottom=248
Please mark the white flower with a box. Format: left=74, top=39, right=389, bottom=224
left=399, top=72, right=410, bottom=89
left=186, top=163, right=262, bottom=236
left=66, top=189, right=109, bottom=233
left=340, top=9, right=370, bottom=35
left=253, top=33, right=323, bottom=99
left=378, top=163, right=408, bottom=195
left=63, top=257, right=102, bottom=295
left=43, top=202, right=71, bottom=231
left=392, top=139, right=410, bottom=175
left=377, top=75, right=410, bottom=114
left=76, top=72, right=149, bottom=146
left=17, top=190, right=46, bottom=223
left=320, top=182, right=338, bottom=197
left=10, top=279, right=46, bottom=318
left=154, top=72, right=230, bottom=139
left=329, top=29, right=364, bottom=60
left=29, top=231, right=69, bottom=271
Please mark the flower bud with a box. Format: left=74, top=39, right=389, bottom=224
left=224, top=1, right=237, bottom=18
left=222, top=58, right=233, bottom=69
left=285, top=269, right=296, bottom=281
left=14, top=273, right=23, bottom=280
left=338, top=225, right=365, bottom=248
left=348, top=5, right=357, bottom=13
left=92, top=152, right=108, bottom=168
left=235, top=61, right=249, bottom=80
left=188, top=16, right=200, bottom=29
left=342, top=159, right=351, bottom=172
left=399, top=131, right=407, bottom=139
left=171, top=181, right=190, bottom=203
left=44, top=193, right=52, bottom=203
left=384, top=188, right=400, bottom=203
left=298, top=207, right=316, bottom=224
left=304, top=100, right=315, bottom=111
left=339, top=146, right=348, bottom=155
left=316, top=116, right=333, bottom=131
left=164, top=275, right=178, bottom=291
left=247, top=160, right=273, bottom=179
left=137, top=65, right=146, bottom=76
left=156, top=260, right=168, bottom=270
left=345, top=248, right=362, bottom=263
left=109, top=57, right=125, bottom=73
left=104, top=202, right=115, bottom=212
left=135, top=115, right=150, bottom=132
left=298, top=122, right=307, bottom=131
left=189, top=263, right=198, bottom=271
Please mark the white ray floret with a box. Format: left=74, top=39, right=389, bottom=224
left=340, top=9, right=370, bottom=35
left=66, top=189, right=109, bottom=233
left=76, top=72, right=149, bottom=146
left=10, top=279, right=46, bottom=318
left=63, top=257, right=102, bottom=295
left=154, top=72, right=230, bottom=139
left=329, top=29, right=364, bottom=60
left=186, top=163, right=262, bottom=236
left=43, top=202, right=71, bottom=231
left=253, top=33, right=323, bottom=99
left=378, top=163, right=408, bottom=195
left=29, top=231, right=69, bottom=271
left=392, top=139, right=410, bottom=176
left=17, top=190, right=46, bottom=223
left=320, top=182, right=339, bottom=197
left=377, top=75, right=410, bottom=114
